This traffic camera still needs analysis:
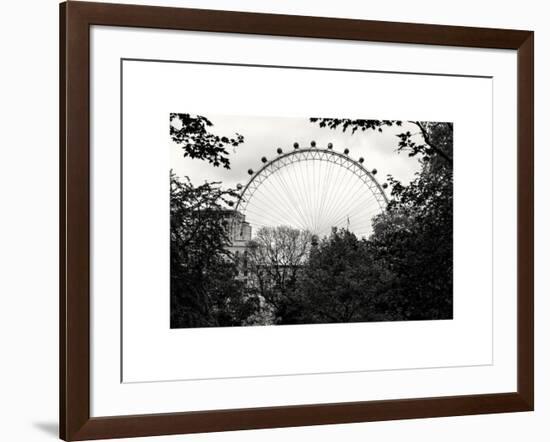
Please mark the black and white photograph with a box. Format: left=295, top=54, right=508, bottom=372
left=170, top=113, right=453, bottom=328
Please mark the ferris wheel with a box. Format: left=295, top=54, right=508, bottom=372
left=234, top=141, right=389, bottom=239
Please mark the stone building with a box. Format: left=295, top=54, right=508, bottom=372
left=224, top=210, right=252, bottom=257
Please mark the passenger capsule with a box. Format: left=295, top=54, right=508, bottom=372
left=382, top=183, right=388, bottom=189
left=327, top=143, right=333, bottom=149
left=277, top=148, right=283, bottom=154
left=261, top=156, right=268, bottom=163
left=371, top=169, right=377, bottom=175
left=248, top=169, right=254, bottom=175
left=344, top=148, right=350, bottom=155
left=293, top=142, right=299, bottom=149
left=311, top=141, right=316, bottom=147
left=358, top=157, right=364, bottom=163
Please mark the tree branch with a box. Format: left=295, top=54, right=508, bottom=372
left=413, top=121, right=453, bottom=166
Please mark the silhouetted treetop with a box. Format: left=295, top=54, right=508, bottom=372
left=170, top=113, right=244, bottom=169
left=310, top=118, right=452, bottom=166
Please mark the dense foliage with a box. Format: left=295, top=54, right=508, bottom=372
left=295, top=229, right=394, bottom=323
left=170, top=174, right=260, bottom=328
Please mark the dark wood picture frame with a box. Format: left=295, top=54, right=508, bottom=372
left=60, top=1, right=534, bottom=440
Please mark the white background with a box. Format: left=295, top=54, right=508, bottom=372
left=0, top=0, right=547, bottom=440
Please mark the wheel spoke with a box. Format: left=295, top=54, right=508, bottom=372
left=236, top=148, right=389, bottom=239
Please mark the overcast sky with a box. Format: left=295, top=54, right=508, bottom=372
left=170, top=114, right=423, bottom=238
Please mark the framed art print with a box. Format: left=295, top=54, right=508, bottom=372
left=60, top=1, right=534, bottom=440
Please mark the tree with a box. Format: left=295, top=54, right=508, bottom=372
left=295, top=229, right=395, bottom=323
left=170, top=173, right=259, bottom=327
left=169, top=114, right=257, bottom=328
left=369, top=165, right=453, bottom=320
left=246, top=226, right=312, bottom=324
left=170, top=113, right=244, bottom=169
left=310, top=118, right=453, bottom=165
left=312, top=118, right=454, bottom=321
